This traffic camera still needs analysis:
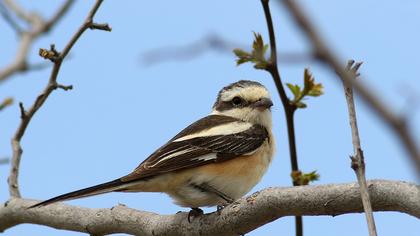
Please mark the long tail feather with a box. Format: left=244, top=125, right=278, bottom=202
left=29, top=178, right=128, bottom=208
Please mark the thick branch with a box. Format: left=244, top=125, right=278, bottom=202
left=0, top=180, right=418, bottom=235
left=8, top=0, right=110, bottom=198
left=282, top=0, right=420, bottom=174
left=343, top=60, right=377, bottom=236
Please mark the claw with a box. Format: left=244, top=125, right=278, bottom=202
left=216, top=205, right=224, bottom=215
left=188, top=207, right=203, bottom=223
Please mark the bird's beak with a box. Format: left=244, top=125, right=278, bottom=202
left=252, top=98, right=273, bottom=110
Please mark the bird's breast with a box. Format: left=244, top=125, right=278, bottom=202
left=166, top=136, right=275, bottom=207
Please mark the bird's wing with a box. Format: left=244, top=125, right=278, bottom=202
left=30, top=115, right=269, bottom=208
left=120, top=115, right=269, bottom=181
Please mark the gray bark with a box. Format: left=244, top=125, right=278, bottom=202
left=0, top=180, right=418, bottom=235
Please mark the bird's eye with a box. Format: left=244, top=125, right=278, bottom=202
left=231, top=96, right=243, bottom=106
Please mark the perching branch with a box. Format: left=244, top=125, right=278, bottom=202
left=7, top=0, right=111, bottom=198
left=0, top=0, right=75, bottom=83
left=281, top=0, right=420, bottom=175
left=343, top=60, right=377, bottom=236
left=0, top=180, right=418, bottom=235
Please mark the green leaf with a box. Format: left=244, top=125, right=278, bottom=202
left=235, top=57, right=249, bottom=66
left=302, top=68, right=324, bottom=97
left=300, top=170, right=320, bottom=185
left=263, top=44, right=269, bottom=55
left=233, top=48, right=250, bottom=58
left=307, top=83, right=324, bottom=97
left=288, top=68, right=324, bottom=109
left=233, top=49, right=252, bottom=66
left=291, top=170, right=320, bottom=185
left=232, top=32, right=269, bottom=69
left=286, top=83, right=301, bottom=98
left=251, top=32, right=268, bottom=62
left=302, top=68, right=314, bottom=94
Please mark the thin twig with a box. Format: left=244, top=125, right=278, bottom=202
left=260, top=0, right=303, bottom=235
left=8, top=0, right=110, bottom=198
left=0, top=2, right=22, bottom=34
left=3, top=0, right=32, bottom=23
left=43, top=0, right=75, bottom=32
left=343, top=60, right=377, bottom=236
left=0, top=158, right=10, bottom=165
left=0, top=0, right=75, bottom=83
left=282, top=0, right=420, bottom=175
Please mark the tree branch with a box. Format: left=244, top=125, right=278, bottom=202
left=281, top=0, right=420, bottom=175
left=0, top=157, right=10, bottom=165
left=0, top=180, right=418, bottom=235
left=141, top=34, right=314, bottom=66
left=7, top=0, right=110, bottom=198
left=3, top=0, right=32, bottom=23
left=343, top=60, right=377, bottom=236
left=0, top=1, right=23, bottom=34
left=260, top=0, right=303, bottom=235
left=0, top=0, right=75, bottom=83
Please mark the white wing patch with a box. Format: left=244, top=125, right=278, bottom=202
left=173, top=122, right=252, bottom=142
left=147, top=147, right=197, bottom=168
left=192, top=153, right=217, bottom=161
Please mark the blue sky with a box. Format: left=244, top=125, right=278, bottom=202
left=1, top=0, right=419, bottom=235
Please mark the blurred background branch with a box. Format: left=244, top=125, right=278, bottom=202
left=7, top=0, right=109, bottom=198
left=141, top=33, right=315, bottom=66
left=0, top=0, right=75, bottom=83
left=280, top=0, right=420, bottom=175
left=0, top=157, right=9, bottom=165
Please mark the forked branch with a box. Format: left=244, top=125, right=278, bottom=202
left=8, top=0, right=111, bottom=198
left=0, top=0, right=75, bottom=82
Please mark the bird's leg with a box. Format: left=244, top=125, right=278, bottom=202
left=216, top=205, right=225, bottom=215
left=193, top=183, right=234, bottom=215
left=216, top=199, right=234, bottom=215
left=188, top=207, right=204, bottom=223
left=193, top=183, right=234, bottom=203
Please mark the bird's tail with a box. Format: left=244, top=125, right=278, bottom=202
left=29, top=178, right=131, bottom=208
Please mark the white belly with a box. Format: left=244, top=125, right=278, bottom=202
left=167, top=139, right=274, bottom=207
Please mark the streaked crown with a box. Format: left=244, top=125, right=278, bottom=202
left=213, top=80, right=272, bottom=111
left=212, top=80, right=273, bottom=127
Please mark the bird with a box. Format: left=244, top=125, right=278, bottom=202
left=30, top=80, right=275, bottom=217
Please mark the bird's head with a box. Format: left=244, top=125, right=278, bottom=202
left=211, top=80, right=273, bottom=128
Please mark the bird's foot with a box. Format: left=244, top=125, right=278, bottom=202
left=216, top=205, right=225, bottom=215
left=188, top=207, right=204, bottom=223
left=216, top=200, right=234, bottom=215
